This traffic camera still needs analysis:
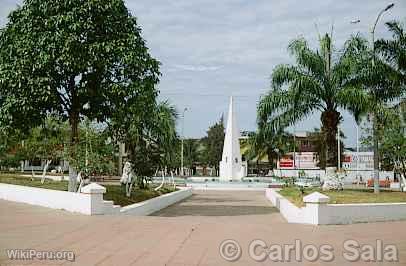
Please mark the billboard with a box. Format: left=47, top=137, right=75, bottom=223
left=342, top=152, right=374, bottom=170
left=278, top=152, right=319, bottom=169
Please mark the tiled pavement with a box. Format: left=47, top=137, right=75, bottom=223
left=0, top=190, right=405, bottom=266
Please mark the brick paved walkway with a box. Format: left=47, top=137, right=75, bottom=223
left=1, top=190, right=405, bottom=265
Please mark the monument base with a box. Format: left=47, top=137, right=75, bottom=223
left=219, top=161, right=247, bottom=182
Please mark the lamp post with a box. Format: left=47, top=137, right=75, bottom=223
left=351, top=3, right=394, bottom=193
left=372, top=3, right=394, bottom=193
left=181, top=107, right=188, bottom=177
left=356, top=122, right=360, bottom=181
left=337, top=124, right=341, bottom=171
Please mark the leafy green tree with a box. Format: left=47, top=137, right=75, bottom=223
left=18, top=116, right=67, bottom=181
left=68, top=120, right=117, bottom=177
left=362, top=103, right=405, bottom=179
left=202, top=117, right=225, bottom=175
left=0, top=0, right=160, bottom=191
left=258, top=34, right=368, bottom=167
left=0, top=129, right=23, bottom=170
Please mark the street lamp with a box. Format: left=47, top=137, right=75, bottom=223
left=372, top=3, right=394, bottom=193
left=351, top=3, right=395, bottom=193
left=181, top=107, right=188, bottom=177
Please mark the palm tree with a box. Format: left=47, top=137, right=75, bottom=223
left=375, top=21, right=406, bottom=87
left=345, top=22, right=406, bottom=193
left=248, top=129, right=293, bottom=170
left=151, top=101, right=179, bottom=172
left=258, top=33, right=365, bottom=168
left=127, top=100, right=178, bottom=189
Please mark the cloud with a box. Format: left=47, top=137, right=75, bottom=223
left=1, top=0, right=405, bottom=147
left=171, top=64, right=223, bottom=72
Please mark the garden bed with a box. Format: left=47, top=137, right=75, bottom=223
left=279, top=187, right=406, bottom=207
left=0, top=174, right=176, bottom=207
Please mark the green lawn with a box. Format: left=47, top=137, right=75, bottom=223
left=279, top=186, right=406, bottom=207
left=0, top=174, right=176, bottom=206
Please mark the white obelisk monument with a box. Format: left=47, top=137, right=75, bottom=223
left=219, top=96, right=246, bottom=182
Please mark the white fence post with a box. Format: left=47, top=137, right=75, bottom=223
left=303, top=192, right=330, bottom=225
left=81, top=183, right=106, bottom=215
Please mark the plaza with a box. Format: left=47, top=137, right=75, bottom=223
left=1, top=190, right=405, bottom=266
left=0, top=0, right=405, bottom=265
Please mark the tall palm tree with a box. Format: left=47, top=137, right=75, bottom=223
left=345, top=22, right=406, bottom=193
left=375, top=21, right=406, bottom=87
left=258, top=33, right=365, bottom=167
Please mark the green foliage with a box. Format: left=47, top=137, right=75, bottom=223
left=183, top=139, right=202, bottom=169
left=0, top=129, right=23, bottom=169
left=0, top=0, right=160, bottom=191
left=67, top=119, right=117, bottom=176
left=362, top=104, right=406, bottom=174
left=280, top=186, right=406, bottom=207
left=247, top=129, right=293, bottom=169
left=258, top=34, right=366, bottom=167
left=375, top=20, right=406, bottom=88
left=307, top=127, right=345, bottom=169
left=0, top=0, right=160, bottom=131
left=0, top=174, right=176, bottom=206
left=117, top=101, right=179, bottom=188
left=201, top=117, right=225, bottom=172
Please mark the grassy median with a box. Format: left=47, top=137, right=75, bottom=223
left=279, top=186, right=406, bottom=207
left=0, top=174, right=176, bottom=206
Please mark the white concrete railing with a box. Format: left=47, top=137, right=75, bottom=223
left=0, top=183, right=107, bottom=215
left=0, top=183, right=192, bottom=216
left=120, top=187, right=192, bottom=215
left=266, top=188, right=406, bottom=225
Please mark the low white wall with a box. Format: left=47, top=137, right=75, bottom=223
left=272, top=169, right=394, bottom=184
left=273, top=169, right=326, bottom=179
left=266, top=189, right=315, bottom=224
left=0, top=183, right=96, bottom=215
left=319, top=203, right=406, bottom=224
left=0, top=183, right=193, bottom=216
left=265, top=188, right=406, bottom=225
left=120, top=187, right=193, bottom=215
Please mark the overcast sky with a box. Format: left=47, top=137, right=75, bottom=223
left=1, top=0, right=405, bottom=147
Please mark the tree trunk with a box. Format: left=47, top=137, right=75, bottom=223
left=267, top=151, right=274, bottom=170
left=68, top=109, right=80, bottom=192
left=41, top=159, right=52, bottom=184
left=321, top=109, right=341, bottom=168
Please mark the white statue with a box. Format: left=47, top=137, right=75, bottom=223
left=76, top=171, right=90, bottom=192
left=322, top=170, right=344, bottom=191
left=155, top=168, right=166, bottom=191
left=120, top=162, right=135, bottom=197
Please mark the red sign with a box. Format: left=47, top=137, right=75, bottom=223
left=279, top=157, right=294, bottom=168
left=343, top=156, right=352, bottom=163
